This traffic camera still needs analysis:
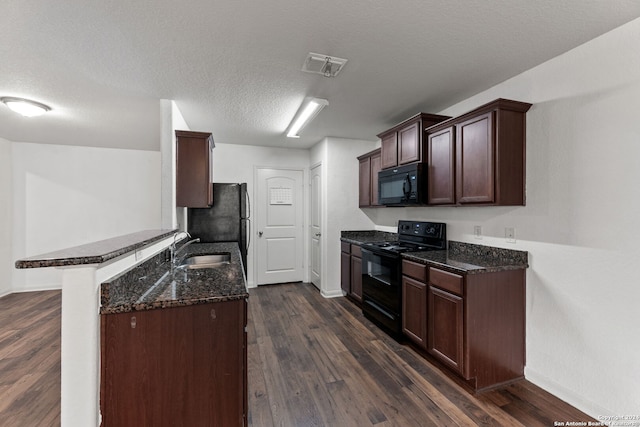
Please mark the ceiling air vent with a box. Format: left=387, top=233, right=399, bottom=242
left=301, top=52, right=348, bottom=78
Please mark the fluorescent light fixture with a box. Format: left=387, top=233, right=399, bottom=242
left=1, top=96, right=51, bottom=117
left=286, top=97, right=328, bottom=138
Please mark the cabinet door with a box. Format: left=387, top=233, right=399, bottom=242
left=176, top=131, right=214, bottom=207
left=359, top=157, right=371, bottom=207
left=101, top=301, right=245, bottom=426
left=402, top=276, right=427, bottom=349
left=351, top=256, right=363, bottom=302
left=427, top=127, right=456, bottom=205
left=370, top=151, right=382, bottom=206
left=341, top=251, right=351, bottom=294
left=428, top=286, right=465, bottom=376
left=380, top=133, right=398, bottom=169
left=456, top=112, right=495, bottom=204
left=398, top=121, right=421, bottom=165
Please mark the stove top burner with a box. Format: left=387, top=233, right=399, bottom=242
left=363, top=220, right=447, bottom=255
left=368, top=241, right=425, bottom=252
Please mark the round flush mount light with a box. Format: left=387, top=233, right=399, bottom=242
left=1, top=96, right=51, bottom=117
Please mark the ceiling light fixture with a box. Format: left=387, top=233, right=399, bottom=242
left=1, top=96, right=51, bottom=117
left=286, top=97, right=329, bottom=138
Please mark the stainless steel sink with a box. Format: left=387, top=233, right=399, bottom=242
left=178, top=253, right=231, bottom=269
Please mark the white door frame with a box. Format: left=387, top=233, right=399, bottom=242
left=309, top=162, right=322, bottom=290
left=253, top=166, right=309, bottom=285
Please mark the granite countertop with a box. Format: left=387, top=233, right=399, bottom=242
left=100, top=242, right=248, bottom=314
left=341, top=230, right=528, bottom=275
left=15, top=229, right=177, bottom=269
left=341, top=230, right=397, bottom=244
left=402, top=241, right=528, bottom=275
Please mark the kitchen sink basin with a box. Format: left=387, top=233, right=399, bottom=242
left=178, top=253, right=231, bottom=269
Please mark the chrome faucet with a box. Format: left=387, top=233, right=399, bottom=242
left=170, top=231, right=200, bottom=268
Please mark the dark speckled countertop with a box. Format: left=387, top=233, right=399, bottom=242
left=403, top=241, right=528, bottom=274
left=15, top=229, right=177, bottom=269
left=340, top=230, right=397, bottom=244
left=100, top=242, right=248, bottom=314
left=341, top=230, right=528, bottom=275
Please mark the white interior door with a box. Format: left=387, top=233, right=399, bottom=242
left=255, top=168, right=304, bottom=285
left=310, top=164, right=322, bottom=290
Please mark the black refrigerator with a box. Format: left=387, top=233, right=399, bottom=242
left=187, top=183, right=250, bottom=274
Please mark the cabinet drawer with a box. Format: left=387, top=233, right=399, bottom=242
left=402, top=259, right=427, bottom=282
left=341, top=241, right=351, bottom=253
left=351, top=244, right=362, bottom=258
left=429, top=268, right=463, bottom=296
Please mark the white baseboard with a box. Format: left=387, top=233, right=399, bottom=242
left=321, top=288, right=345, bottom=298
left=525, top=367, right=612, bottom=419
left=10, top=283, right=63, bottom=293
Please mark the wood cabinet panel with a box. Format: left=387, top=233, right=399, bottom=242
left=378, top=113, right=450, bottom=170
left=381, top=133, right=398, bottom=169
left=428, top=286, right=465, bottom=377
left=358, top=148, right=382, bottom=207
left=176, top=130, right=214, bottom=208
left=427, top=127, right=456, bottom=205
left=359, top=156, right=371, bottom=207
left=402, top=276, right=427, bottom=349
left=351, top=244, right=362, bottom=258
left=370, top=151, right=381, bottom=206
left=456, top=112, right=495, bottom=204
left=101, top=300, right=246, bottom=426
left=398, top=121, right=420, bottom=165
left=341, top=251, right=351, bottom=295
left=350, top=256, right=363, bottom=302
left=429, top=268, right=463, bottom=296
left=401, top=259, right=427, bottom=282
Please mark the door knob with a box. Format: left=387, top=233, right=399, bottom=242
left=315, top=233, right=321, bottom=237
left=258, top=231, right=263, bottom=237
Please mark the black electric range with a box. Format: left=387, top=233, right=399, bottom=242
left=360, top=220, right=446, bottom=339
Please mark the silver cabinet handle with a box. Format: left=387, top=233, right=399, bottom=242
left=315, top=233, right=321, bottom=237
left=258, top=231, right=263, bottom=237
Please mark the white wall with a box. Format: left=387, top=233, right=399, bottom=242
left=313, top=137, right=379, bottom=297
left=365, top=17, right=640, bottom=417
left=12, top=142, right=162, bottom=291
left=211, top=142, right=310, bottom=287
left=0, top=137, right=12, bottom=297
left=160, top=100, right=190, bottom=230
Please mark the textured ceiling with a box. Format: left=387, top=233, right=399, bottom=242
left=2, top=0, right=640, bottom=151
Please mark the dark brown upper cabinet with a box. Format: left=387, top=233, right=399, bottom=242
left=378, top=113, right=450, bottom=170
left=358, top=148, right=382, bottom=207
left=176, top=130, right=215, bottom=207
left=425, top=99, right=532, bottom=206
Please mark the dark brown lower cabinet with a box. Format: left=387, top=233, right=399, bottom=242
left=402, top=276, right=427, bottom=349
left=350, top=252, right=363, bottom=302
left=425, top=266, right=526, bottom=390
left=101, top=299, right=247, bottom=427
left=340, top=242, right=351, bottom=295
left=428, top=285, right=465, bottom=376
left=341, top=241, right=363, bottom=303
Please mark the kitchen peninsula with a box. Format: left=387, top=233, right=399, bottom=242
left=15, top=230, right=249, bottom=426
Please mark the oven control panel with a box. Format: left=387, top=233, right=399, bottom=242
left=398, top=220, right=445, bottom=238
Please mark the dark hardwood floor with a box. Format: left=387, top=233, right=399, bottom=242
left=0, top=290, right=61, bottom=427
left=0, top=284, right=594, bottom=426
left=248, top=283, right=595, bottom=427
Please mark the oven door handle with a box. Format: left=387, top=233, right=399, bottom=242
left=361, top=248, right=398, bottom=261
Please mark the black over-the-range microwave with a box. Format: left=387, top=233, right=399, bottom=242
left=378, top=163, right=426, bottom=206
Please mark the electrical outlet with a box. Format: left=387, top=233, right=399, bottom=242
left=474, top=225, right=482, bottom=239
left=505, top=227, right=516, bottom=243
